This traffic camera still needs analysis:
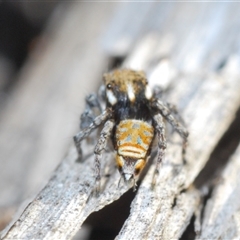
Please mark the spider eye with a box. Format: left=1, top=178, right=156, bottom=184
left=107, top=83, right=112, bottom=89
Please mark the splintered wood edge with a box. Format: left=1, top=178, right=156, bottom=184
left=220, top=210, right=240, bottom=240
left=198, top=143, right=240, bottom=240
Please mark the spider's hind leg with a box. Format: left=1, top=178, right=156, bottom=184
left=152, top=113, right=167, bottom=187
left=93, top=119, right=115, bottom=194
left=152, top=100, right=189, bottom=164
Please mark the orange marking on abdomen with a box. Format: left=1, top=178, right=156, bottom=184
left=116, top=119, right=154, bottom=159
left=119, top=143, right=146, bottom=151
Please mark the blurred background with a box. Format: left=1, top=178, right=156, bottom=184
left=1, top=2, right=240, bottom=239
left=0, top=2, right=55, bottom=104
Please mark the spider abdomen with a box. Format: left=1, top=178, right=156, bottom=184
left=116, top=119, right=154, bottom=159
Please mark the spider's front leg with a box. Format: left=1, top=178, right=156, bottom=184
left=73, top=109, right=111, bottom=161
left=80, top=93, right=103, bottom=130
left=152, top=99, right=189, bottom=162
left=152, top=114, right=167, bottom=187
left=94, top=119, right=115, bottom=193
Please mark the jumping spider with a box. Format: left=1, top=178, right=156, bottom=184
left=74, top=69, right=188, bottom=190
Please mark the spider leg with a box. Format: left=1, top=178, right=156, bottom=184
left=73, top=109, right=111, bottom=160
left=80, top=93, right=103, bottom=130
left=98, top=84, right=106, bottom=103
left=94, top=119, right=115, bottom=193
left=152, top=99, right=189, bottom=162
left=152, top=85, right=165, bottom=99
left=165, top=102, right=187, bottom=128
left=152, top=113, right=167, bottom=186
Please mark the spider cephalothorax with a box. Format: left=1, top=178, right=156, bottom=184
left=74, top=69, right=188, bottom=190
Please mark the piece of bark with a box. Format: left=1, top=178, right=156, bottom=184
left=161, top=187, right=201, bottom=239
left=197, top=143, right=240, bottom=239
left=220, top=210, right=240, bottom=240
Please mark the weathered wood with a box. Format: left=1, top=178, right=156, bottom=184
left=198, top=143, right=240, bottom=240
left=220, top=210, right=240, bottom=240
left=161, top=187, right=201, bottom=239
